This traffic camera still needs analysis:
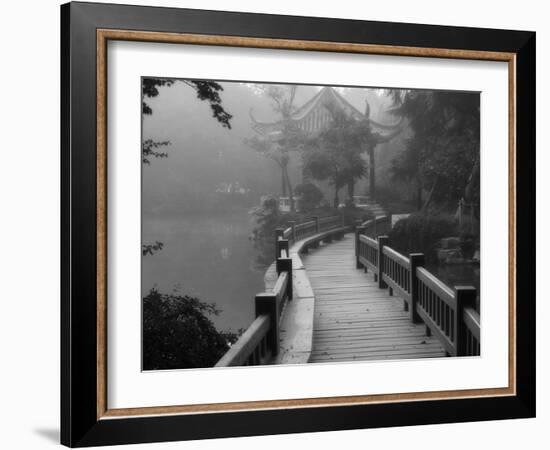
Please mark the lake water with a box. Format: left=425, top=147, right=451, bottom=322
left=142, top=211, right=482, bottom=332
left=142, top=209, right=265, bottom=333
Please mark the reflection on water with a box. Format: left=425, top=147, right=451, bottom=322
left=142, top=209, right=264, bottom=332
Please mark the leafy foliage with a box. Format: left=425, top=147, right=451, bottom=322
left=246, top=85, right=305, bottom=211
left=249, top=197, right=285, bottom=267
left=142, top=78, right=175, bottom=114
left=142, top=78, right=233, bottom=128
left=142, top=241, right=164, bottom=256
left=142, top=139, right=170, bottom=165
left=142, top=289, right=238, bottom=370
left=260, top=84, right=298, bottom=117
left=388, top=90, right=480, bottom=211
left=303, top=108, right=373, bottom=206
left=388, top=213, right=458, bottom=263
left=294, top=182, right=324, bottom=211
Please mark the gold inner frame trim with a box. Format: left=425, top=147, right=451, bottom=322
left=96, top=29, right=517, bottom=420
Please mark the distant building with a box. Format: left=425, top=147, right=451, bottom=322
left=250, top=86, right=402, bottom=200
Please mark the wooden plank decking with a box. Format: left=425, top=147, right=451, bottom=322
left=303, top=234, right=446, bottom=363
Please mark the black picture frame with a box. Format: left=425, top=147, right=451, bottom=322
left=61, top=1, right=535, bottom=447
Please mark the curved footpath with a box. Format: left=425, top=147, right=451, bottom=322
left=303, top=235, right=446, bottom=363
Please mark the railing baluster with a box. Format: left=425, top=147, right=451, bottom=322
left=455, top=286, right=477, bottom=356
left=255, top=293, right=279, bottom=357
left=451, top=309, right=455, bottom=341
left=355, top=225, right=366, bottom=269
left=377, top=236, right=389, bottom=289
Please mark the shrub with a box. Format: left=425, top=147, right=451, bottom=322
left=388, top=213, right=458, bottom=263
left=340, top=205, right=374, bottom=227
left=142, top=289, right=238, bottom=370
left=294, top=182, right=324, bottom=212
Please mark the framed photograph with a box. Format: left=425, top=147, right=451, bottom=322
left=61, top=1, right=535, bottom=447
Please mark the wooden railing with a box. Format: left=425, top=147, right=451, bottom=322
left=284, top=215, right=344, bottom=243
left=318, top=215, right=344, bottom=232
left=215, top=239, right=292, bottom=367
left=355, top=227, right=480, bottom=357
left=356, top=234, right=378, bottom=272
left=361, top=215, right=392, bottom=238
left=293, top=220, right=317, bottom=241
left=216, top=214, right=345, bottom=367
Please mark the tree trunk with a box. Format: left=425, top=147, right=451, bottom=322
left=416, top=177, right=423, bottom=211
left=421, top=177, right=439, bottom=213
left=368, top=147, right=376, bottom=200
left=333, top=187, right=340, bottom=208
left=281, top=165, right=287, bottom=197
left=283, top=166, right=295, bottom=212
left=347, top=180, right=355, bottom=205
left=464, top=154, right=480, bottom=202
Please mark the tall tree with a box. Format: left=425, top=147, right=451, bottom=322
left=303, top=109, right=369, bottom=207
left=388, top=90, right=480, bottom=212
left=247, top=85, right=302, bottom=212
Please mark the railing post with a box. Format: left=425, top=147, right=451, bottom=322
left=255, top=293, right=279, bottom=357
left=277, top=238, right=289, bottom=258
left=288, top=221, right=296, bottom=242
left=409, top=253, right=425, bottom=323
left=377, top=235, right=389, bottom=289
left=355, top=225, right=366, bottom=269
left=275, top=227, right=284, bottom=259
left=455, top=286, right=477, bottom=356
left=312, top=216, right=319, bottom=233
left=341, top=213, right=346, bottom=228
left=276, top=256, right=293, bottom=300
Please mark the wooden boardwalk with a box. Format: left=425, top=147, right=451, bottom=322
left=303, top=234, right=446, bottom=363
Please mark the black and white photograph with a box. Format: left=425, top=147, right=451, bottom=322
left=0, top=0, right=542, bottom=447
left=141, top=79, right=481, bottom=370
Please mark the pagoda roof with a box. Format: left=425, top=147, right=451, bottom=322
left=250, top=86, right=402, bottom=140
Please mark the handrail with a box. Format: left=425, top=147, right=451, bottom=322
left=273, top=271, right=290, bottom=306
left=319, top=215, right=343, bottom=232
left=361, top=215, right=392, bottom=238
left=216, top=214, right=346, bottom=367
left=382, top=246, right=411, bottom=302
left=463, top=307, right=480, bottom=356
left=356, top=234, right=378, bottom=273
left=282, top=227, right=292, bottom=240
left=355, top=228, right=480, bottom=357
left=285, top=215, right=343, bottom=243
left=214, top=314, right=271, bottom=367
left=463, top=307, right=480, bottom=340
left=294, top=220, right=317, bottom=241
left=416, top=267, right=455, bottom=307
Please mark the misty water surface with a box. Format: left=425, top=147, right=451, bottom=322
left=142, top=209, right=265, bottom=332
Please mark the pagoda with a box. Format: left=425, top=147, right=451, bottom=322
left=250, top=86, right=403, bottom=200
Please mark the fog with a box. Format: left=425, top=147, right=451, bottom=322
left=141, top=80, right=404, bottom=332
